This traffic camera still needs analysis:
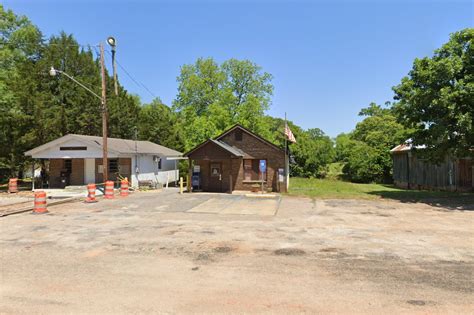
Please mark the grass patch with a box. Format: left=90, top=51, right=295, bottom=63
left=288, top=177, right=473, bottom=206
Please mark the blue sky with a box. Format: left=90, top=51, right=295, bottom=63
left=4, top=0, right=473, bottom=137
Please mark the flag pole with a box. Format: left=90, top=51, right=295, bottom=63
left=284, top=112, right=288, bottom=192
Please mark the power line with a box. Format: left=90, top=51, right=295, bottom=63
left=105, top=50, right=157, bottom=99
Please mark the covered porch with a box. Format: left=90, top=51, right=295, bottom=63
left=29, top=157, right=131, bottom=189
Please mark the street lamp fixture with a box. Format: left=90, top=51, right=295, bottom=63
left=107, top=36, right=116, bottom=47
left=49, top=66, right=57, bottom=77
left=48, top=66, right=101, bottom=100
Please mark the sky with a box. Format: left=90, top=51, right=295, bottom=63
left=4, top=0, right=473, bottom=137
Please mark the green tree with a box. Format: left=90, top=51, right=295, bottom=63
left=393, top=28, right=474, bottom=160
left=290, top=127, right=335, bottom=178
left=173, top=57, right=273, bottom=150
left=334, top=133, right=353, bottom=162
left=0, top=5, right=42, bottom=175
left=138, top=98, right=183, bottom=150
left=342, top=141, right=383, bottom=183
left=339, top=103, right=410, bottom=183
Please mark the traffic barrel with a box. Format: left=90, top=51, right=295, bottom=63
left=120, top=178, right=129, bottom=197
left=85, top=183, right=98, bottom=203
left=33, top=191, right=48, bottom=214
left=8, top=178, right=18, bottom=193
left=104, top=180, right=114, bottom=199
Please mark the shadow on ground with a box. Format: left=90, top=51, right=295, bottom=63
left=368, top=189, right=474, bottom=211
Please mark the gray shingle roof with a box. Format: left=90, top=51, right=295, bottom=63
left=25, top=134, right=182, bottom=157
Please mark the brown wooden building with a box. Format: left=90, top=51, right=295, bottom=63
left=184, top=125, right=288, bottom=193
left=391, top=143, right=473, bottom=192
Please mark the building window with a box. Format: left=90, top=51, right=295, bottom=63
left=64, top=159, right=72, bottom=173
left=235, top=130, right=243, bottom=141
left=243, top=159, right=266, bottom=181
left=211, top=163, right=221, bottom=176
left=109, top=159, right=118, bottom=174
left=60, top=146, right=87, bottom=151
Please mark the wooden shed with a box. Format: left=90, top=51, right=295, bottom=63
left=391, top=143, right=473, bottom=192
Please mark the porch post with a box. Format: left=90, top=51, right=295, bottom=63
left=174, top=160, right=178, bottom=186
left=31, top=161, right=35, bottom=191
left=229, top=157, right=232, bottom=194
left=187, top=158, right=192, bottom=192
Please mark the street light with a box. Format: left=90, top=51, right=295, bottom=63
left=49, top=67, right=101, bottom=100
left=107, top=36, right=118, bottom=96
left=107, top=36, right=116, bottom=47
left=50, top=42, right=109, bottom=182
left=48, top=37, right=116, bottom=184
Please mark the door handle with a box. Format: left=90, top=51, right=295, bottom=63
left=219, top=174, right=222, bottom=181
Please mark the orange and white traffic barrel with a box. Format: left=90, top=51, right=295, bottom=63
left=104, top=180, right=114, bottom=199
left=120, top=178, right=129, bottom=197
left=8, top=178, right=18, bottom=193
left=85, top=183, right=98, bottom=203
left=33, top=191, right=48, bottom=214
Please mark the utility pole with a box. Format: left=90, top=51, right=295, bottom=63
left=100, top=42, right=108, bottom=182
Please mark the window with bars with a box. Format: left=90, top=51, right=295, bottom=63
left=109, top=159, right=119, bottom=173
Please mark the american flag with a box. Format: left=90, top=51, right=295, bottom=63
left=285, top=123, right=296, bottom=143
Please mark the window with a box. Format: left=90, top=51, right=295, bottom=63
left=234, top=130, right=243, bottom=141
left=109, top=159, right=118, bottom=173
left=243, top=159, right=266, bottom=181
left=64, top=159, right=72, bottom=173
left=60, top=146, right=87, bottom=151
left=211, top=163, right=221, bottom=176
left=158, top=159, right=162, bottom=170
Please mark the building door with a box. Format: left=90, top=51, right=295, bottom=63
left=84, top=158, right=96, bottom=184
left=209, top=162, right=222, bottom=192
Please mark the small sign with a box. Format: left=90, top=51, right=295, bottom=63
left=192, top=175, right=200, bottom=186
left=278, top=168, right=284, bottom=182
left=259, top=160, right=266, bottom=173
left=193, top=165, right=200, bottom=172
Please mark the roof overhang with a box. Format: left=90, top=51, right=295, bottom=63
left=184, top=139, right=244, bottom=158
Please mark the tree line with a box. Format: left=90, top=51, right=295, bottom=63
left=1, top=6, right=472, bottom=183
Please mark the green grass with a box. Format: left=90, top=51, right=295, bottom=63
left=288, top=177, right=473, bottom=206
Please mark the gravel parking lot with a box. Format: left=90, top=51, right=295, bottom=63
left=1, top=189, right=473, bottom=314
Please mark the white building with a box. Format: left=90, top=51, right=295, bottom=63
left=24, top=134, right=183, bottom=188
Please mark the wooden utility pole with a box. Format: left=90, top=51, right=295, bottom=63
left=100, top=42, right=108, bottom=182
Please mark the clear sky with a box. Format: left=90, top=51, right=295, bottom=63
left=4, top=0, right=473, bottom=137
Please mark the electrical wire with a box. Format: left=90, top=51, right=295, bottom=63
left=105, top=50, right=157, bottom=99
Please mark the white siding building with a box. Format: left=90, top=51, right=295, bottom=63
left=25, top=134, right=184, bottom=188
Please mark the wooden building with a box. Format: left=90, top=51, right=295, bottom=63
left=391, top=143, right=473, bottom=191
left=184, top=125, right=288, bottom=193
left=25, top=134, right=182, bottom=188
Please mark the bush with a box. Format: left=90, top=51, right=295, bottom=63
left=342, top=141, right=383, bottom=183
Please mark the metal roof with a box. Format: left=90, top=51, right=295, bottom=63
left=210, top=139, right=245, bottom=157
left=25, top=134, right=182, bottom=157
left=390, top=140, right=426, bottom=153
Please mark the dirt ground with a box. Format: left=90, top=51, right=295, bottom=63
left=1, top=189, right=473, bottom=314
